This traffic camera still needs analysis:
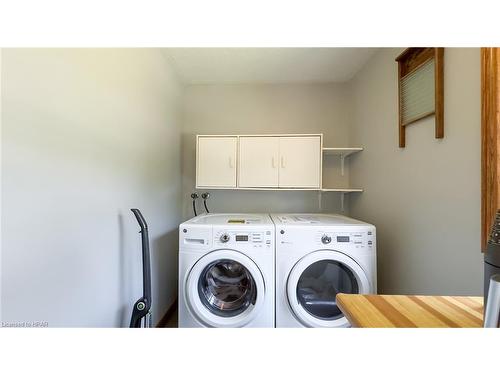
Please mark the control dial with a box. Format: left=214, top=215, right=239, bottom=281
left=220, top=233, right=230, bottom=243
left=321, top=234, right=332, bottom=245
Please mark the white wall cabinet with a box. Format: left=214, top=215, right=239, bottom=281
left=196, top=136, right=237, bottom=188
left=239, top=136, right=280, bottom=188
left=195, top=134, right=363, bottom=212
left=278, top=136, right=321, bottom=188
left=196, top=134, right=322, bottom=189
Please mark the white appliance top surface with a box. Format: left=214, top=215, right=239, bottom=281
left=188, top=213, right=273, bottom=225
left=270, top=213, right=371, bottom=226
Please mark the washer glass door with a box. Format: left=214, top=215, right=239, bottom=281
left=287, top=250, right=370, bottom=327
left=186, top=249, right=265, bottom=327
left=198, top=259, right=257, bottom=317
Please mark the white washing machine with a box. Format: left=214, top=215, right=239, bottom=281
left=271, top=213, right=376, bottom=328
left=179, top=213, right=274, bottom=327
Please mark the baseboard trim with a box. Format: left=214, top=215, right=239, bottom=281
left=156, top=298, right=178, bottom=328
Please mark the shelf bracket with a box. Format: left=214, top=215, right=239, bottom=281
left=340, top=192, right=345, bottom=212
left=340, top=154, right=345, bottom=176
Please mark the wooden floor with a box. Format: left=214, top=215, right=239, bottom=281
left=157, top=301, right=178, bottom=328
left=162, top=308, right=178, bottom=328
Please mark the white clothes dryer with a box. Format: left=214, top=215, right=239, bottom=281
left=271, top=214, right=376, bottom=328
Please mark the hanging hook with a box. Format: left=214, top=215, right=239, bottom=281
left=201, top=192, right=210, bottom=213
left=191, top=192, right=199, bottom=216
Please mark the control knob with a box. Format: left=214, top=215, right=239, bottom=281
left=220, top=233, right=230, bottom=243
left=321, top=234, right=332, bottom=245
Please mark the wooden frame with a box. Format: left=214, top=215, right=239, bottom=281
left=396, top=48, right=444, bottom=148
left=481, top=48, right=500, bottom=251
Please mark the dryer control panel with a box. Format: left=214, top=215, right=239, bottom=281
left=215, top=230, right=273, bottom=249
left=316, top=230, right=374, bottom=249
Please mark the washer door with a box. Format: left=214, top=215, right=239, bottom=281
left=287, top=250, right=370, bottom=328
left=185, top=249, right=265, bottom=327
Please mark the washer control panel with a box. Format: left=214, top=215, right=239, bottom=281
left=316, top=230, right=374, bottom=249
left=215, top=230, right=273, bottom=249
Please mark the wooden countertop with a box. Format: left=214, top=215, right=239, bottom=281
left=336, top=294, right=484, bottom=328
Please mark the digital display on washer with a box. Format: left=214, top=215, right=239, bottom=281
left=337, top=236, right=350, bottom=242
left=236, top=235, right=249, bottom=242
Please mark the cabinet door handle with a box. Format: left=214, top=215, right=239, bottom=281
left=272, top=156, right=276, bottom=168
left=229, top=157, right=234, bottom=168
left=280, top=156, right=285, bottom=168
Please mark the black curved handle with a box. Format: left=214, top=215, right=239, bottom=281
left=129, top=209, right=152, bottom=328
left=131, top=208, right=148, bottom=230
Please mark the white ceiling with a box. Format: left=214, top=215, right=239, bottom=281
left=163, top=48, right=378, bottom=84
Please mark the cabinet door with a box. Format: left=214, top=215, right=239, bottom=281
left=239, top=137, right=279, bottom=188
left=196, top=137, right=237, bottom=188
left=279, top=136, right=321, bottom=188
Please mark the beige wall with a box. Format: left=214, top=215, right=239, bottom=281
left=1, top=49, right=183, bottom=326
left=348, top=48, right=483, bottom=295
left=181, top=83, right=355, bottom=219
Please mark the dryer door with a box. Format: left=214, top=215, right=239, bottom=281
left=185, top=249, right=266, bottom=327
left=287, top=250, right=370, bottom=328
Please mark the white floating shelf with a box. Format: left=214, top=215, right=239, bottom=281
left=320, top=188, right=363, bottom=193
left=322, top=147, right=363, bottom=157
left=198, top=187, right=363, bottom=192
left=320, top=188, right=363, bottom=212
left=322, top=147, right=363, bottom=176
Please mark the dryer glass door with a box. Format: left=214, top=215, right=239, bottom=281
left=287, top=250, right=370, bottom=328
left=296, top=259, right=358, bottom=320
left=198, top=259, right=257, bottom=317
